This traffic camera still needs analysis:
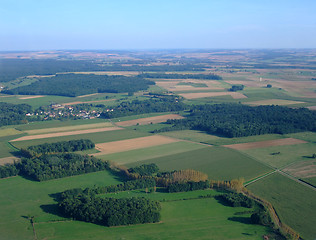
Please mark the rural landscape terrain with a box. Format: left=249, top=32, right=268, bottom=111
left=0, top=49, right=316, bottom=240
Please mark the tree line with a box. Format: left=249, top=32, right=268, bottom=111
left=23, top=139, right=95, bottom=156
left=156, top=103, right=316, bottom=137
left=139, top=73, right=222, bottom=80
left=59, top=195, right=161, bottom=227
left=101, top=96, right=187, bottom=118
left=19, top=153, right=109, bottom=181
left=3, top=74, right=155, bottom=97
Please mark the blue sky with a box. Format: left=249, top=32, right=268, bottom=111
left=1, top=0, right=315, bottom=50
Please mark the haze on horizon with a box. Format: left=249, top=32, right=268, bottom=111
left=1, top=0, right=316, bottom=51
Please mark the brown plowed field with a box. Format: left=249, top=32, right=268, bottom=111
left=116, top=114, right=184, bottom=127
left=283, top=160, right=316, bottom=178
left=223, top=138, right=307, bottom=150
left=179, top=92, right=247, bottom=99
left=10, top=127, right=123, bottom=142
left=93, top=135, right=180, bottom=155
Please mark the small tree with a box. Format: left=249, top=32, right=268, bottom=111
left=267, top=84, right=272, bottom=88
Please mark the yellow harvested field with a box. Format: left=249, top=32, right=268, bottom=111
left=93, top=135, right=180, bottom=155
left=283, top=160, right=316, bottom=178
left=116, top=114, right=184, bottom=127
left=18, top=95, right=44, bottom=100
left=223, top=138, right=307, bottom=150
left=179, top=92, right=247, bottom=99
left=62, top=99, right=115, bottom=106
left=246, top=99, right=305, bottom=106
left=24, top=122, right=113, bottom=135
left=10, top=127, right=123, bottom=142
left=0, top=157, right=20, bottom=166
left=67, top=71, right=139, bottom=76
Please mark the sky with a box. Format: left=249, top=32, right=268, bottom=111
left=0, top=0, right=316, bottom=51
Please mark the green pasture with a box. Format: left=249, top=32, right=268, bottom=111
left=15, top=118, right=108, bottom=131
left=98, top=141, right=206, bottom=165
left=159, top=130, right=284, bottom=146
left=247, top=173, right=316, bottom=240
left=35, top=198, right=273, bottom=240
left=11, top=129, right=150, bottom=149
left=241, top=142, right=316, bottom=168
left=127, top=146, right=272, bottom=181
left=0, top=128, right=23, bottom=137
left=0, top=170, right=121, bottom=240
left=0, top=134, right=26, bottom=158
left=125, top=123, right=170, bottom=133
left=177, top=82, right=208, bottom=87
left=302, top=177, right=316, bottom=187
left=112, top=112, right=175, bottom=122
left=284, top=131, right=316, bottom=142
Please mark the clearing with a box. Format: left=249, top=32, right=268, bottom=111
left=10, top=127, right=123, bottom=142
left=223, top=138, right=307, bottom=150
left=93, top=135, right=180, bottom=155
left=116, top=114, right=184, bottom=127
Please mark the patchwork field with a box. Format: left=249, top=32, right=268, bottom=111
left=11, top=129, right=150, bottom=149
left=93, top=135, right=180, bottom=155
left=127, top=146, right=272, bottom=181
left=23, top=122, right=113, bottom=135
left=247, top=173, right=316, bottom=240
left=283, top=160, right=316, bottom=178
left=246, top=99, right=306, bottom=106
left=179, top=91, right=247, bottom=99
left=241, top=142, right=316, bottom=168
left=116, top=114, right=184, bottom=126
left=10, top=127, right=123, bottom=142
left=223, top=138, right=307, bottom=150
left=97, top=141, right=206, bottom=165
left=159, top=130, right=285, bottom=146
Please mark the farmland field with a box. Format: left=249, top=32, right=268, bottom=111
left=127, top=146, right=272, bottom=181
left=97, top=141, right=206, bottom=165
left=241, top=142, right=316, bottom=168
left=223, top=138, right=307, bottom=150
left=116, top=114, right=184, bottom=126
left=35, top=198, right=273, bottom=240
left=0, top=171, right=121, bottom=240
left=247, top=173, right=316, bottom=240
left=159, top=130, right=285, bottom=146
left=93, top=135, right=180, bottom=155
left=10, top=129, right=151, bottom=149
left=23, top=122, right=113, bottom=135
left=10, top=127, right=123, bottom=142
left=179, top=91, right=247, bottom=99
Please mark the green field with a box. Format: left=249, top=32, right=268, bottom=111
left=11, top=129, right=151, bottom=149
left=302, top=177, right=316, bottom=187
left=247, top=173, right=316, bottom=240
left=14, top=118, right=109, bottom=131
left=127, top=146, right=272, bottom=181
left=35, top=198, right=273, bottom=240
left=0, top=128, right=23, bottom=137
left=242, top=142, right=316, bottom=168
left=0, top=171, right=121, bottom=240
left=0, top=134, right=26, bottom=158
left=98, top=141, right=206, bottom=165
left=159, top=130, right=284, bottom=146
